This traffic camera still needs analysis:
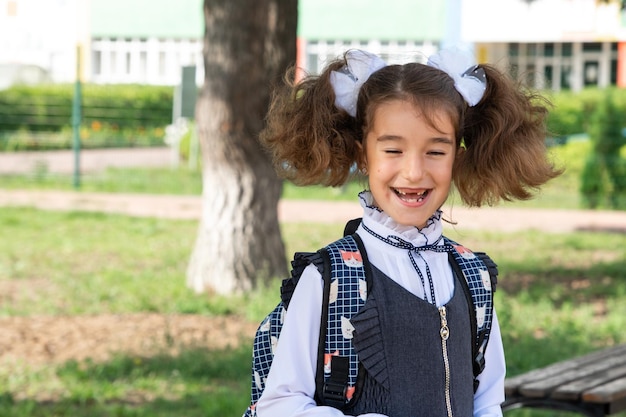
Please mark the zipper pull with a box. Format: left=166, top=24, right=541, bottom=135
left=439, top=306, right=449, bottom=340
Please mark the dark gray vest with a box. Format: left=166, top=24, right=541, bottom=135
left=345, top=264, right=474, bottom=416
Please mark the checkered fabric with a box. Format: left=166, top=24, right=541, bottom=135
left=323, top=236, right=367, bottom=396
left=445, top=237, right=494, bottom=357
left=243, top=235, right=494, bottom=416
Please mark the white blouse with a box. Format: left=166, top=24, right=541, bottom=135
left=256, top=193, right=506, bottom=417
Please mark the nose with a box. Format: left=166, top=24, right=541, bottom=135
left=403, top=154, right=424, bottom=182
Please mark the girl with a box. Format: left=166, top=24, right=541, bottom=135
left=255, top=48, right=561, bottom=417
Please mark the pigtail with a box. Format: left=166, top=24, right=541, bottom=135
left=259, top=59, right=362, bottom=187
left=454, top=64, right=563, bottom=207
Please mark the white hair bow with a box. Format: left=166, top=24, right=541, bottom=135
left=330, top=50, right=387, bottom=117
left=427, top=47, right=487, bottom=106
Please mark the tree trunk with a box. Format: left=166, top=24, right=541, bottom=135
left=187, top=0, right=297, bottom=294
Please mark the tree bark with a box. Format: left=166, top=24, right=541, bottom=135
left=187, top=0, right=297, bottom=294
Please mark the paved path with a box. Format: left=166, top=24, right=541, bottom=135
left=0, top=147, right=174, bottom=174
left=1, top=148, right=625, bottom=233
left=1, top=188, right=625, bottom=233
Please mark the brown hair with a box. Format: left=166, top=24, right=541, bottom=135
left=260, top=51, right=562, bottom=207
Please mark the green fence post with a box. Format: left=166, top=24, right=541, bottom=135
left=72, top=45, right=82, bottom=188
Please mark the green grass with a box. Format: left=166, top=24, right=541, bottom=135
left=0, top=207, right=625, bottom=416
left=0, top=346, right=252, bottom=417
left=0, top=138, right=624, bottom=416
left=0, top=166, right=204, bottom=195
left=0, top=139, right=608, bottom=210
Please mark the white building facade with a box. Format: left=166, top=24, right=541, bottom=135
left=464, top=0, right=626, bottom=91
left=1, top=0, right=626, bottom=92
left=0, top=0, right=89, bottom=85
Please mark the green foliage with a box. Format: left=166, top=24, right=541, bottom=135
left=0, top=84, right=623, bottom=152
left=544, top=87, right=619, bottom=137
left=545, top=90, right=586, bottom=137
left=588, top=89, right=625, bottom=154
left=582, top=89, right=626, bottom=209
left=580, top=152, right=606, bottom=208
left=0, top=84, right=173, bottom=150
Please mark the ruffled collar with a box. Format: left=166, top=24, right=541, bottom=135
left=358, top=190, right=444, bottom=247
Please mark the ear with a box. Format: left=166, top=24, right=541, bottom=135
left=355, top=140, right=368, bottom=174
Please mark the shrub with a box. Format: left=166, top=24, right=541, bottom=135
left=0, top=84, right=175, bottom=150
left=582, top=89, right=626, bottom=209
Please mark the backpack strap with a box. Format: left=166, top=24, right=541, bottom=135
left=314, top=233, right=370, bottom=409
left=243, top=233, right=370, bottom=416
left=444, top=237, right=498, bottom=393
left=281, top=251, right=325, bottom=308
left=247, top=302, right=285, bottom=414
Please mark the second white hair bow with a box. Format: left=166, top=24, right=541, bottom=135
left=427, top=47, right=487, bottom=106
left=330, top=50, right=387, bottom=117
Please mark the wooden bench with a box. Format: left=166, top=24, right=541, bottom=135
left=503, top=344, right=626, bottom=416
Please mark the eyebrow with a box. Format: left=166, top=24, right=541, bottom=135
left=431, top=136, right=455, bottom=145
left=376, top=135, right=454, bottom=145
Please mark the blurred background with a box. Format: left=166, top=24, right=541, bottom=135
left=1, top=0, right=626, bottom=209
left=1, top=1, right=626, bottom=417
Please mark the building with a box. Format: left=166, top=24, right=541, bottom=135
left=0, top=0, right=89, bottom=85
left=0, top=0, right=203, bottom=86
left=89, top=0, right=204, bottom=85
left=299, top=0, right=626, bottom=92
left=1, top=0, right=625, bottom=92
left=465, top=0, right=626, bottom=91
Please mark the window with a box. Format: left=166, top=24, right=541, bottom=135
left=584, top=61, right=599, bottom=86
left=561, top=65, right=572, bottom=90
left=611, top=58, right=618, bottom=84
left=583, top=42, right=602, bottom=52
left=543, top=65, right=553, bottom=89
left=562, top=43, right=572, bottom=57
left=93, top=51, right=102, bottom=75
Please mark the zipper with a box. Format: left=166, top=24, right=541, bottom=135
left=439, top=306, right=453, bottom=417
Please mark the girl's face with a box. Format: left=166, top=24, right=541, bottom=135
left=362, top=99, right=456, bottom=229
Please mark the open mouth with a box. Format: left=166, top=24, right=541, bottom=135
left=393, top=188, right=429, bottom=203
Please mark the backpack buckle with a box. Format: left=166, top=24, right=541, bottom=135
left=322, top=380, right=348, bottom=405
left=473, top=350, right=485, bottom=375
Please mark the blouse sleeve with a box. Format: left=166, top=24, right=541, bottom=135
left=473, top=308, right=506, bottom=417
left=256, top=264, right=388, bottom=417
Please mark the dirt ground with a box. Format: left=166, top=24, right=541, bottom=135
left=0, top=313, right=258, bottom=365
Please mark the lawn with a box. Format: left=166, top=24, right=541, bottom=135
left=0, top=206, right=624, bottom=416
left=1, top=138, right=625, bottom=416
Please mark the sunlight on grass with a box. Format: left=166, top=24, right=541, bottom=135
left=0, top=346, right=252, bottom=417
left=0, top=139, right=611, bottom=211
left=0, top=163, right=625, bottom=417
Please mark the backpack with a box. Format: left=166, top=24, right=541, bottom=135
left=243, top=220, right=498, bottom=417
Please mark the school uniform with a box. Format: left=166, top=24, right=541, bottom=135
left=257, top=191, right=506, bottom=417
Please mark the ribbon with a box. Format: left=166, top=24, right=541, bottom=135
left=427, top=47, right=487, bottom=106
left=330, top=50, right=387, bottom=117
